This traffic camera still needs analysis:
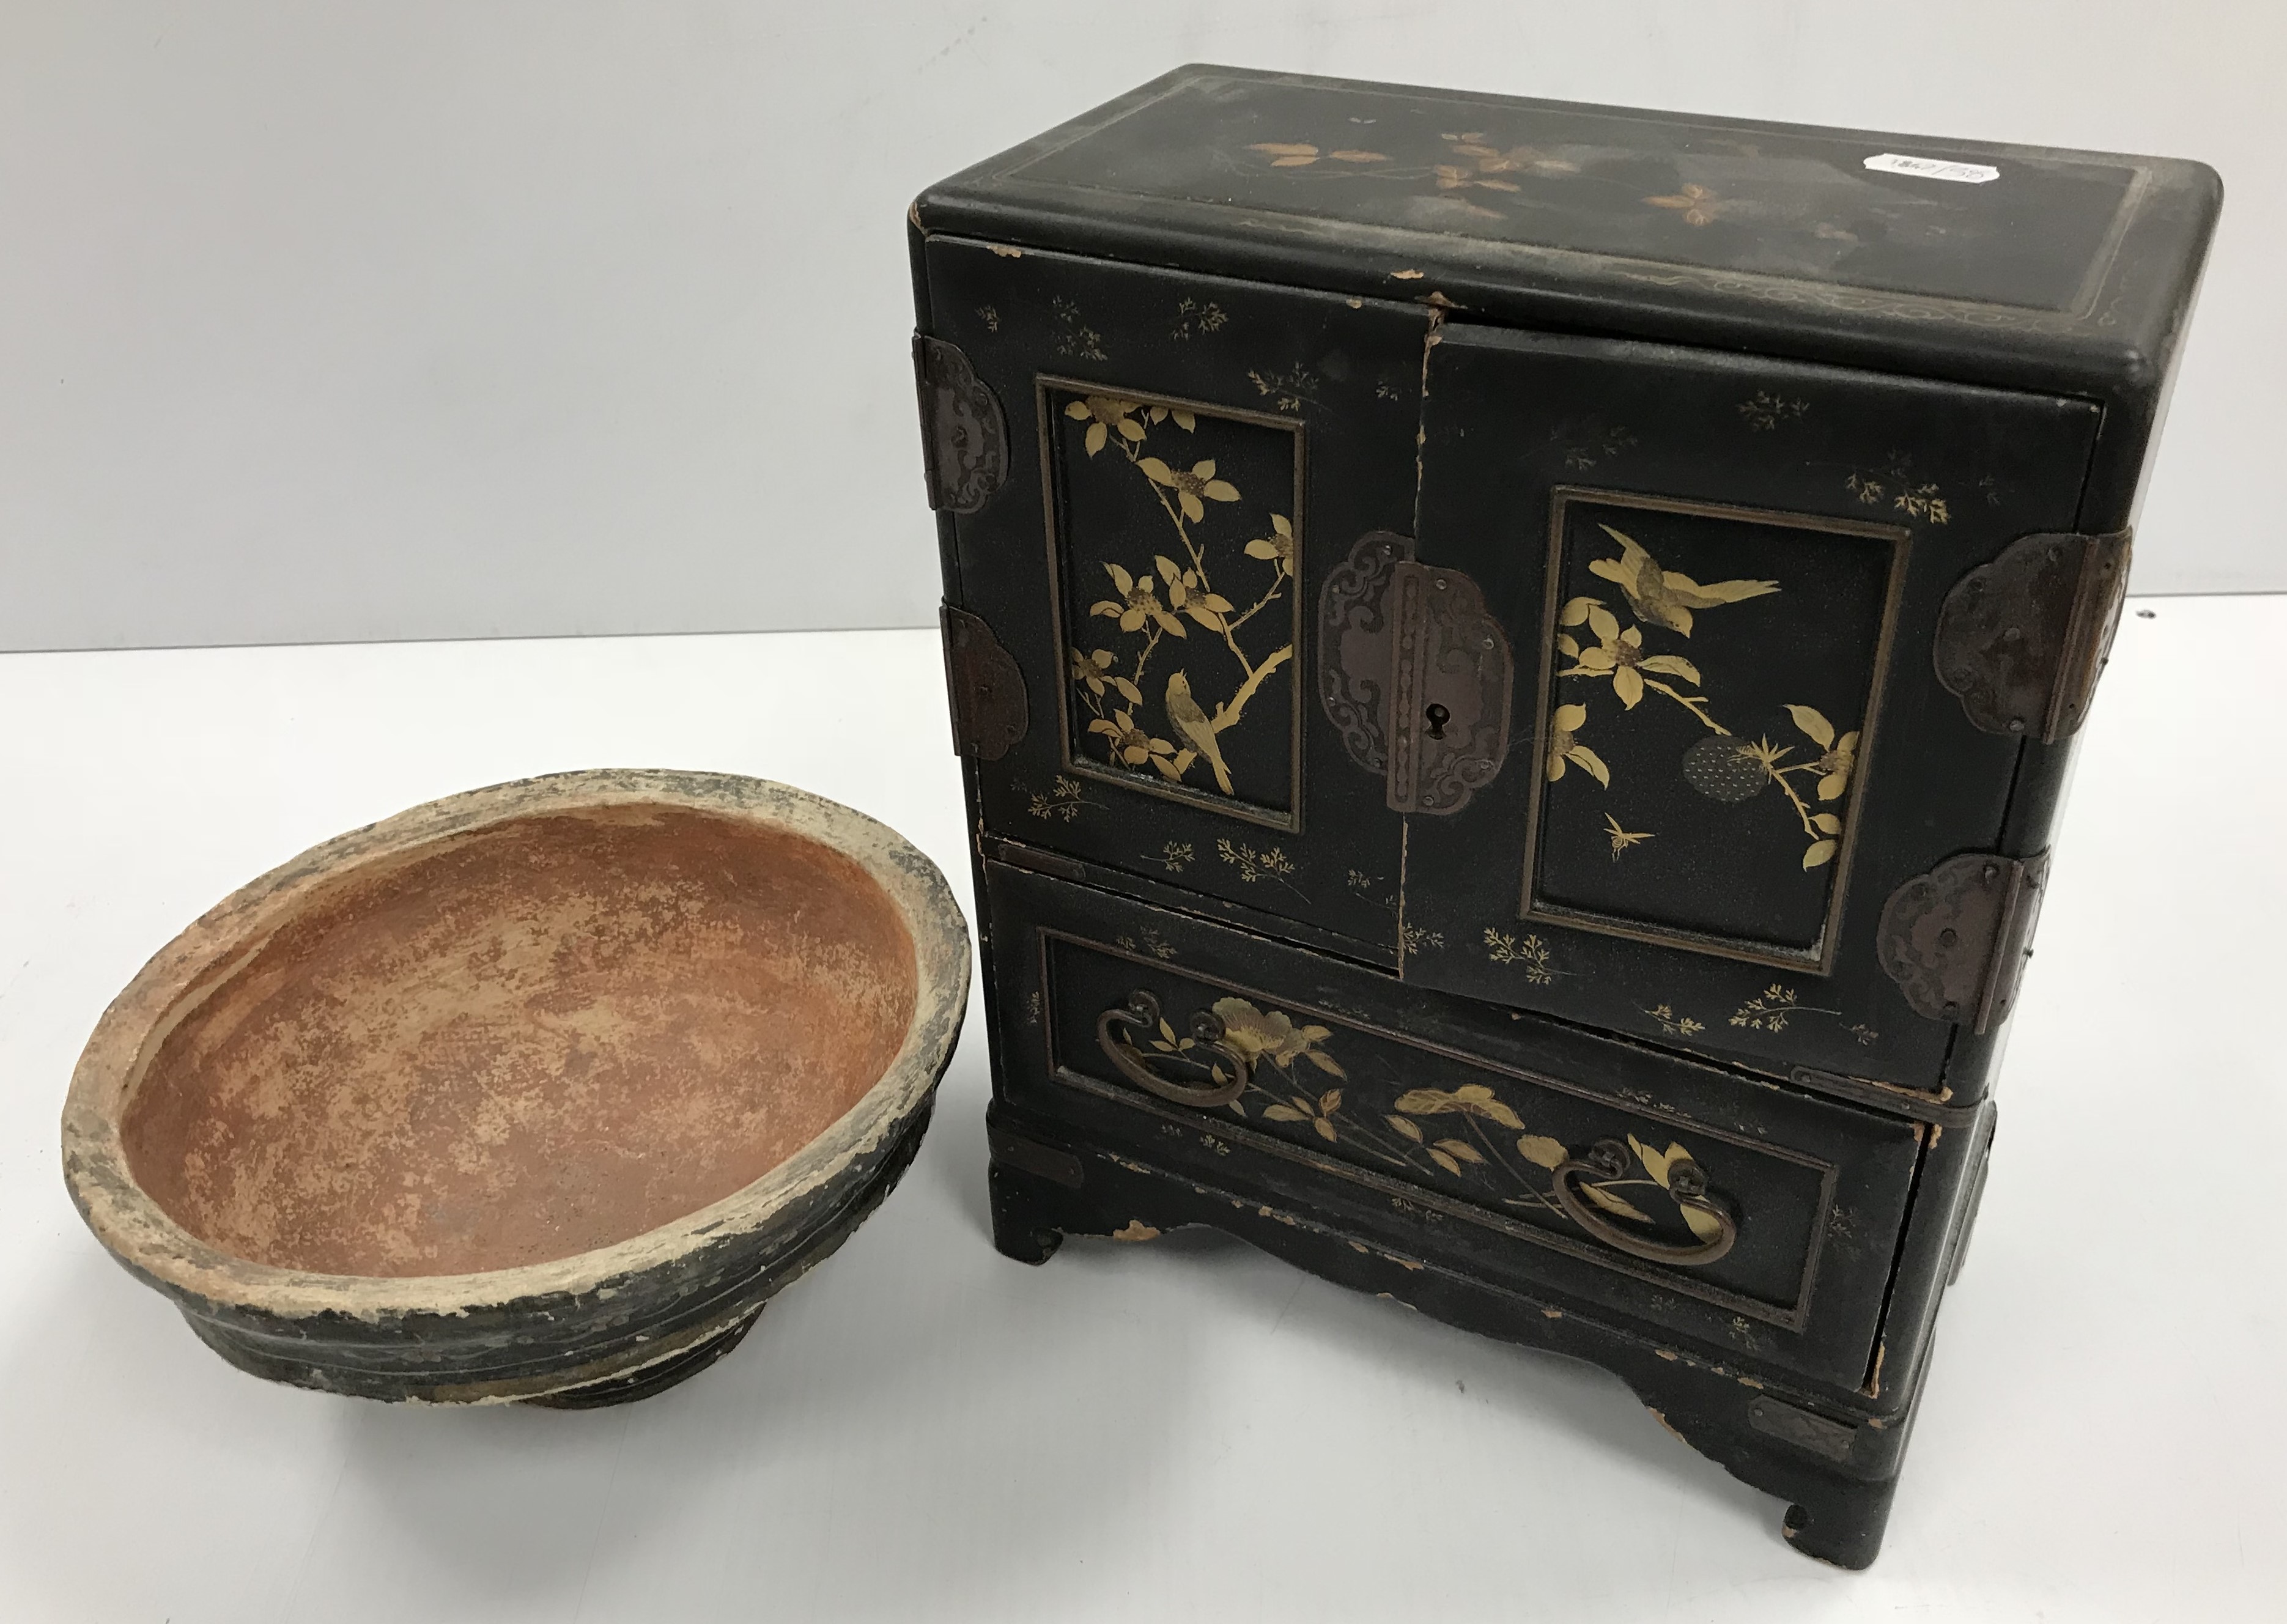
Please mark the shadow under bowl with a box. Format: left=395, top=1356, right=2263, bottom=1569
left=61, top=769, right=969, bottom=1404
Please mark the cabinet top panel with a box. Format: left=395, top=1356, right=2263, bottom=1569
left=915, top=65, right=2219, bottom=411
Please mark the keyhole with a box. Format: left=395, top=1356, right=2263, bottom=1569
left=1424, top=703, right=1450, bottom=739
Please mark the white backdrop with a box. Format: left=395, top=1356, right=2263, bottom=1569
left=1, top=2, right=2274, bottom=652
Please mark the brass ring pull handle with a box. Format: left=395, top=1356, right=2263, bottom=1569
left=1551, top=1139, right=1738, bottom=1267
left=1095, top=989, right=1249, bottom=1109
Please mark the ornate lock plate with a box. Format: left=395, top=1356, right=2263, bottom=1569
left=1316, top=531, right=1513, bottom=816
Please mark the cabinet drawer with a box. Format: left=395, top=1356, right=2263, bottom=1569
left=985, top=860, right=1925, bottom=1390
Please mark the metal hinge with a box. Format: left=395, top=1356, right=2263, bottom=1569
left=1317, top=531, right=1513, bottom=815
left=913, top=334, right=1008, bottom=514
left=1875, top=850, right=2050, bottom=1033
left=940, top=603, right=1027, bottom=759
left=1934, top=528, right=2132, bottom=742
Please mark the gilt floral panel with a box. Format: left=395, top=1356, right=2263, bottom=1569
left=1041, top=382, right=1304, bottom=829
left=1524, top=489, right=1908, bottom=965
left=1035, top=930, right=1844, bottom=1327
left=1151, top=998, right=1734, bottom=1252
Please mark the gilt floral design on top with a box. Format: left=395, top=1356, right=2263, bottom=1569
left=1238, top=132, right=1831, bottom=242
left=1008, top=73, right=2135, bottom=312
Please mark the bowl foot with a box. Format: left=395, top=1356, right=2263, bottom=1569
left=164, top=1091, right=936, bottom=1406
left=524, top=1302, right=767, bottom=1409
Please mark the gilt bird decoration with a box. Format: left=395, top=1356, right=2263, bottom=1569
left=1587, top=524, right=1779, bottom=635
left=1164, top=670, right=1234, bottom=794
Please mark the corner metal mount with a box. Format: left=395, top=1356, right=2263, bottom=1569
left=1934, top=529, right=2132, bottom=743
left=914, top=334, right=1008, bottom=514
left=1875, top=850, right=2050, bottom=1033
left=940, top=603, right=1027, bottom=760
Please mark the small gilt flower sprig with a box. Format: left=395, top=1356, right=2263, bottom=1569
left=1715, top=708, right=1860, bottom=869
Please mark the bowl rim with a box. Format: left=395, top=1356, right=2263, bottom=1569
left=60, top=767, right=970, bottom=1323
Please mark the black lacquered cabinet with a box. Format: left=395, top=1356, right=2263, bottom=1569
left=910, top=64, right=2218, bottom=1566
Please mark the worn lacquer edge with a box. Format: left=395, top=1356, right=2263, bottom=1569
left=60, top=768, right=970, bottom=1324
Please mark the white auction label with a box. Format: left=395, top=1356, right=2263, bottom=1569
left=1864, top=152, right=2000, bottom=185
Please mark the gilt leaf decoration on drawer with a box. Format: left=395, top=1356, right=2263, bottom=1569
left=1178, top=1003, right=1725, bottom=1252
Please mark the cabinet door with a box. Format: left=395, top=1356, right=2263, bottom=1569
left=922, top=238, right=1431, bottom=956
left=1394, top=327, right=2100, bottom=1090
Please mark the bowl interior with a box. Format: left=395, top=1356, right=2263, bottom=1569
left=120, top=803, right=918, bottom=1277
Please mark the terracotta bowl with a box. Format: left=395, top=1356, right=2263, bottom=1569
left=61, top=770, right=967, bottom=1406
